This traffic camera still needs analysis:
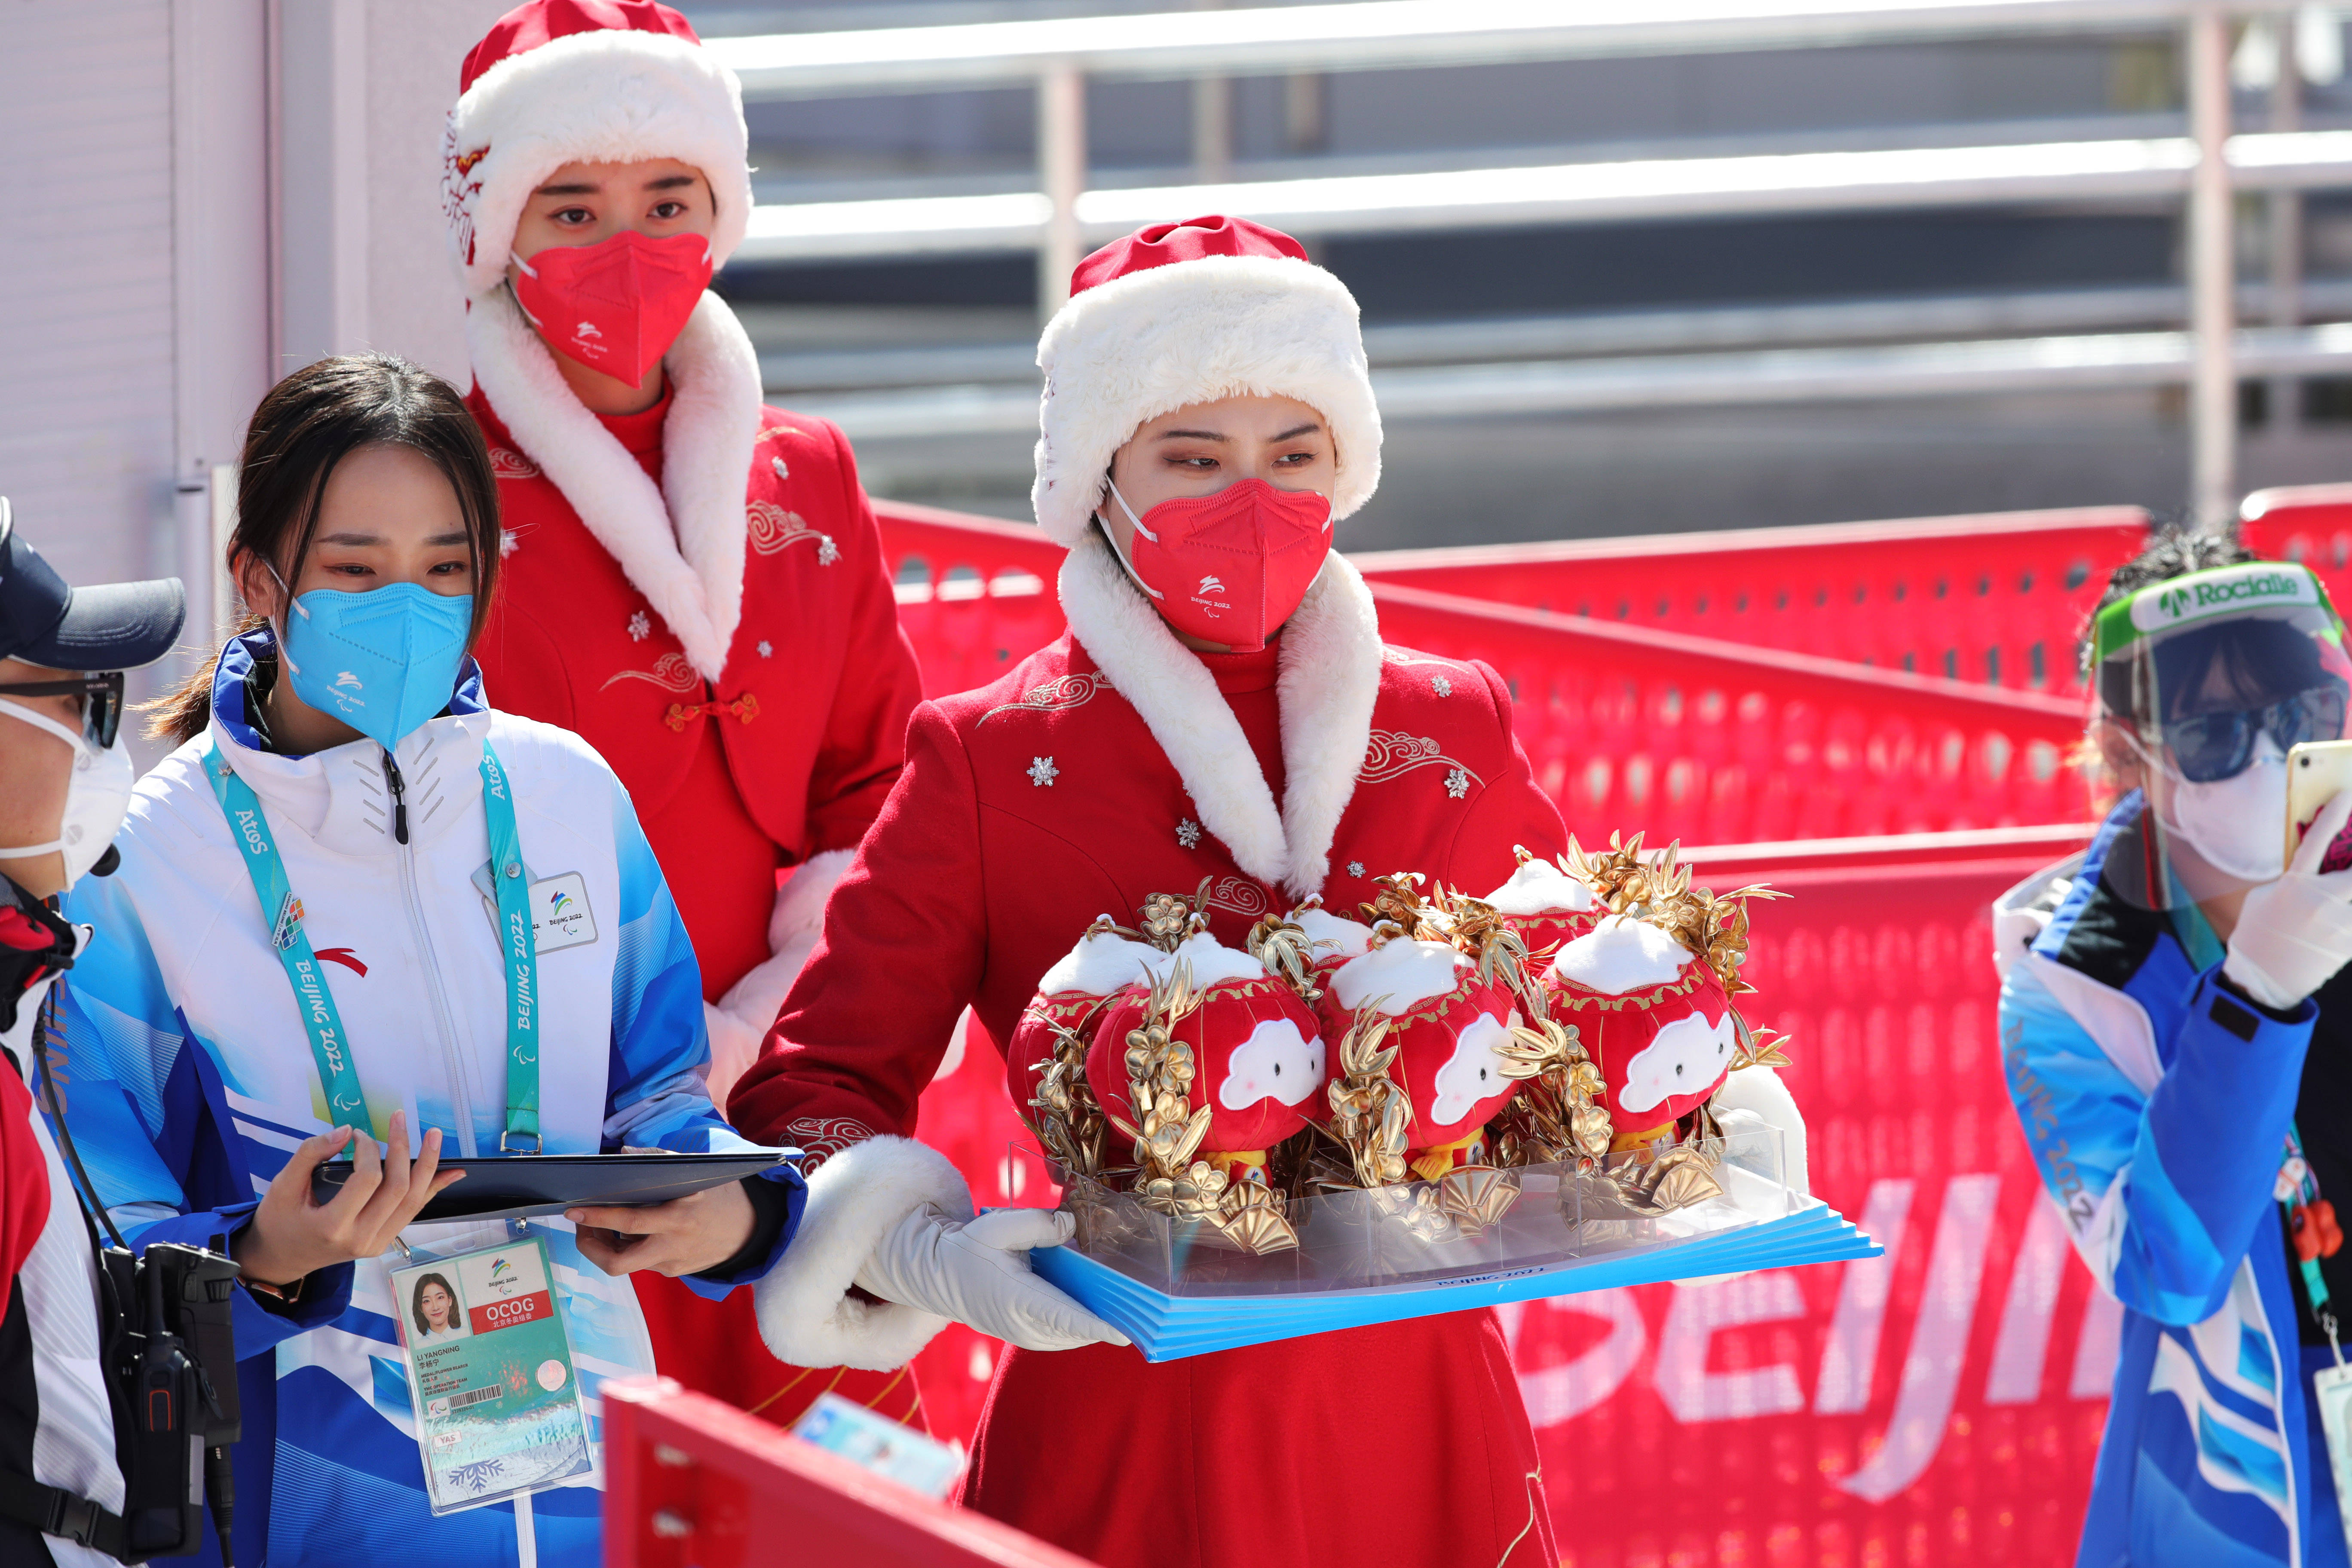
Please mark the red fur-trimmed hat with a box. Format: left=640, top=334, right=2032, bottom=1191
left=1031, top=215, right=1383, bottom=548
left=441, top=0, right=753, bottom=300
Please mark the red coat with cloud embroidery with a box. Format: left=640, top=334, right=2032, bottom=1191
left=469, top=389, right=918, bottom=995
left=459, top=286, right=924, bottom=1434
left=732, top=537, right=1565, bottom=1568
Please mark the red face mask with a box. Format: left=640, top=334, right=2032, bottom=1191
left=510, top=229, right=714, bottom=388
left=1108, top=477, right=1334, bottom=652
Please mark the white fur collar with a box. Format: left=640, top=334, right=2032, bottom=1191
left=467, top=286, right=763, bottom=680
left=1058, top=532, right=1382, bottom=898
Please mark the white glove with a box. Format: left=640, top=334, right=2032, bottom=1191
left=853, top=1205, right=1129, bottom=1353
left=2224, top=790, right=2352, bottom=1011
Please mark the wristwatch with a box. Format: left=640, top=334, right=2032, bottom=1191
left=242, top=1272, right=305, bottom=1304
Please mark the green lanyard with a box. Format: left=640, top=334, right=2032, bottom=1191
left=200, top=735, right=542, bottom=1152
left=2285, top=1121, right=2341, bottom=1356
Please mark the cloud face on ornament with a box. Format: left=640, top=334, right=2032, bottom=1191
left=1618, top=1010, right=1736, bottom=1115
left=1429, top=1010, right=1515, bottom=1127
left=1219, top=1018, right=1326, bottom=1111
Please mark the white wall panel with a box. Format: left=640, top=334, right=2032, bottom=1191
left=0, top=3, right=179, bottom=597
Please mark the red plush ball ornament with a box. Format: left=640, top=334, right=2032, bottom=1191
left=1087, top=933, right=1329, bottom=1172
left=1540, top=913, right=1736, bottom=1139
left=1320, top=937, right=1522, bottom=1160
left=1008, top=919, right=1161, bottom=1120
left=1286, top=895, right=1376, bottom=979
left=1481, top=846, right=1600, bottom=958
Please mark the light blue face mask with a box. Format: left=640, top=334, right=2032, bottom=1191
left=273, top=576, right=472, bottom=751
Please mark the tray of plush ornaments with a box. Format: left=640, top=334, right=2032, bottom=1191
left=1015, top=835, right=1881, bottom=1360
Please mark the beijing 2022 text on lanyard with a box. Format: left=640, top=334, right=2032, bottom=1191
left=199, top=734, right=542, bottom=1153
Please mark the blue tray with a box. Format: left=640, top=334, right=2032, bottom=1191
left=1031, top=1200, right=1880, bottom=1361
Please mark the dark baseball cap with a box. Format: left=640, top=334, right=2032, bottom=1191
left=0, top=498, right=187, bottom=671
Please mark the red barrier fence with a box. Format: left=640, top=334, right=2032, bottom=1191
left=897, top=832, right=2116, bottom=1568
left=1369, top=582, right=2088, bottom=839
left=2244, top=484, right=2352, bottom=609
left=1349, top=507, right=2150, bottom=699
left=603, top=1378, right=1092, bottom=1568
left=876, top=505, right=2097, bottom=840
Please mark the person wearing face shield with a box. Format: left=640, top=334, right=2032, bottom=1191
left=437, top=0, right=925, bottom=1432
left=48, top=356, right=805, bottom=1568
left=717, top=215, right=1755, bottom=1568
left=1996, top=529, right=2352, bottom=1568
left=0, top=507, right=182, bottom=1568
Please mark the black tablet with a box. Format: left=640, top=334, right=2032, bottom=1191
left=309, top=1150, right=790, bottom=1224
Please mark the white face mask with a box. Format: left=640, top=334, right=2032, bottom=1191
left=0, top=699, right=135, bottom=889
left=2156, top=732, right=2291, bottom=884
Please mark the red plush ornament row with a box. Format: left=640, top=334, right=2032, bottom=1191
left=1012, top=847, right=1747, bottom=1185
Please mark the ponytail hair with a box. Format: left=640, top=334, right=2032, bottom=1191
left=144, top=354, right=502, bottom=744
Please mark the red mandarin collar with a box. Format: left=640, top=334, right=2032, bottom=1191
left=597, top=380, right=675, bottom=461
left=1195, top=635, right=1281, bottom=695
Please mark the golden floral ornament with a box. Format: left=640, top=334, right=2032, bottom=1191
left=1094, top=957, right=1300, bottom=1253
left=1247, top=915, right=1321, bottom=998
left=1323, top=1001, right=1413, bottom=1190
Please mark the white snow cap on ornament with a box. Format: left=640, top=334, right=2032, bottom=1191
left=1618, top=1010, right=1736, bottom=1115
left=1287, top=903, right=1375, bottom=960
left=1038, top=922, right=1162, bottom=997
left=1329, top=938, right=1469, bottom=1015
left=1552, top=913, right=1693, bottom=995
left=1482, top=857, right=1598, bottom=916
left=1145, top=930, right=1265, bottom=988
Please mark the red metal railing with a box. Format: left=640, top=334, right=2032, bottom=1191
left=2243, top=484, right=2352, bottom=609
left=1348, top=506, right=2150, bottom=698
left=875, top=505, right=2094, bottom=840
left=603, top=1378, right=1093, bottom=1568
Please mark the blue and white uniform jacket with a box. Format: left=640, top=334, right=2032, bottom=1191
left=48, top=634, right=802, bottom=1568
left=2000, top=792, right=2333, bottom=1568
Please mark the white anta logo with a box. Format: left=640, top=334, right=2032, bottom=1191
left=1430, top=1011, right=1515, bottom=1127
left=1197, top=575, right=1226, bottom=596
left=1218, top=1018, right=1324, bottom=1111
left=333, top=671, right=363, bottom=692
left=573, top=321, right=602, bottom=340
left=1618, top=1010, right=1736, bottom=1115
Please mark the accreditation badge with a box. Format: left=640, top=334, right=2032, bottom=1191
left=390, top=1234, right=594, bottom=1514
left=2314, top=1358, right=2352, bottom=1552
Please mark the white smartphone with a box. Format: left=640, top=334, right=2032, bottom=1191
left=2286, top=740, right=2352, bottom=873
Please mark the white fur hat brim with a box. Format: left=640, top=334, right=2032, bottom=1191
left=443, top=28, right=752, bottom=300
left=1031, top=253, right=1383, bottom=548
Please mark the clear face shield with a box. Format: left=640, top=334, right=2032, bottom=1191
left=2091, top=561, right=2352, bottom=910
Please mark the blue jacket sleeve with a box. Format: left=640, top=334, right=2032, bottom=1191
left=596, top=779, right=805, bottom=1298
left=2003, top=954, right=2311, bottom=1325
left=54, top=875, right=353, bottom=1356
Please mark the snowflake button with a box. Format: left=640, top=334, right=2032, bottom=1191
left=756, top=640, right=774, bottom=658
left=771, top=457, right=789, bottom=481
left=1431, top=674, right=1452, bottom=698
left=1176, top=818, right=1201, bottom=849
left=1028, top=756, right=1059, bottom=788
left=1444, top=766, right=1471, bottom=799
left=627, top=610, right=651, bottom=642
left=817, top=534, right=841, bottom=566
left=498, top=529, right=520, bottom=558
left=1347, top=861, right=1366, bottom=878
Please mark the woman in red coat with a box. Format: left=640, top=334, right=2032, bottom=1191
left=438, top=0, right=924, bottom=1427
left=734, top=216, right=1565, bottom=1568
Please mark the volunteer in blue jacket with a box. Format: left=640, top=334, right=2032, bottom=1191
left=53, top=355, right=799, bottom=1568
left=1998, top=528, right=2352, bottom=1568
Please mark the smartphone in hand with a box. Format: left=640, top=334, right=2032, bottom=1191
left=2288, top=741, right=2352, bottom=873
